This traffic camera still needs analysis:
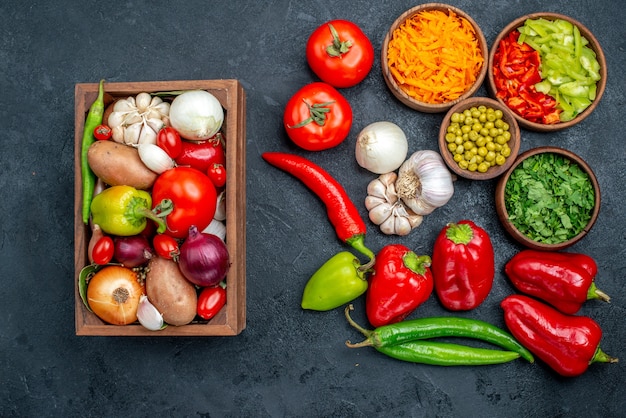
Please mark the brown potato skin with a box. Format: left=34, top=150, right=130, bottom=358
left=145, top=256, right=197, bottom=326
left=87, top=140, right=157, bottom=190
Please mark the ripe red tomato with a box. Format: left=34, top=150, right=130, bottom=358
left=157, top=127, right=183, bottom=158
left=306, top=20, right=374, bottom=88
left=207, top=163, right=226, bottom=188
left=174, top=136, right=226, bottom=172
left=152, top=234, right=180, bottom=260
left=92, top=236, right=114, bottom=265
left=93, top=124, right=112, bottom=141
left=283, top=82, right=352, bottom=151
left=197, top=285, right=227, bottom=320
left=151, top=166, right=217, bottom=239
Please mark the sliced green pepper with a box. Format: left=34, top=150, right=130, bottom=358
left=90, top=185, right=167, bottom=236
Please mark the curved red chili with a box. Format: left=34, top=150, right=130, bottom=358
left=262, top=152, right=374, bottom=261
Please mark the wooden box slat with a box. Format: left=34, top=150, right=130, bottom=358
left=74, top=80, right=246, bottom=336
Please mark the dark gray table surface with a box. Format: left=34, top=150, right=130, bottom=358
left=2, top=1, right=624, bottom=417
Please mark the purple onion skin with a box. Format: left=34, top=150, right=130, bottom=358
left=179, top=225, right=230, bottom=287
left=114, top=235, right=154, bottom=268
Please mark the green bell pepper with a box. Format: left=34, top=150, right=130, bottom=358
left=90, top=185, right=167, bottom=236
left=301, top=251, right=371, bottom=311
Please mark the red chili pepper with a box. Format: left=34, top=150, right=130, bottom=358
left=431, top=220, right=494, bottom=311
left=366, top=244, right=433, bottom=327
left=505, top=250, right=611, bottom=314
left=262, top=152, right=374, bottom=261
left=501, top=294, right=617, bottom=377
left=492, top=31, right=561, bottom=124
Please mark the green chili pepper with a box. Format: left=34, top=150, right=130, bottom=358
left=301, top=251, right=372, bottom=311
left=375, top=340, right=521, bottom=366
left=81, top=79, right=106, bottom=224
left=344, top=305, right=534, bottom=363
left=90, top=185, right=168, bottom=236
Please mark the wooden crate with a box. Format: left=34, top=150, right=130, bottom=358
left=74, top=80, right=246, bottom=336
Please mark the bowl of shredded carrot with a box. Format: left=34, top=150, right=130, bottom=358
left=382, top=4, right=488, bottom=113
left=487, top=13, right=607, bottom=132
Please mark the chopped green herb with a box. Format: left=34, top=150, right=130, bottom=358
left=504, top=152, right=595, bottom=244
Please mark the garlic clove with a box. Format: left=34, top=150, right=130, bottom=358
left=214, top=191, right=226, bottom=221
left=368, top=202, right=393, bottom=226
left=135, top=92, right=152, bottom=112
left=137, top=295, right=165, bottom=331
left=122, top=110, right=143, bottom=126
left=123, top=122, right=142, bottom=145
left=111, top=125, right=126, bottom=143
left=137, top=125, right=158, bottom=145
left=202, top=219, right=226, bottom=241
left=113, top=98, right=135, bottom=112
left=364, top=195, right=386, bottom=211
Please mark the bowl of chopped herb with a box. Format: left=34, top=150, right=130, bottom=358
left=495, top=146, right=600, bottom=250
left=487, top=13, right=606, bottom=131
left=382, top=4, right=488, bottom=113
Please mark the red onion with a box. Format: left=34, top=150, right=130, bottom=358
left=114, top=235, right=154, bottom=268
left=178, top=225, right=230, bottom=287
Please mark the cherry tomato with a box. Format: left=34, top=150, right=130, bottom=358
left=153, top=234, right=180, bottom=260
left=157, top=126, right=183, bottom=158
left=92, top=236, right=114, bottom=265
left=207, top=163, right=226, bottom=188
left=174, top=135, right=226, bottom=172
left=93, top=124, right=112, bottom=141
left=197, top=285, right=227, bottom=320
left=283, top=82, right=352, bottom=151
left=151, top=166, right=217, bottom=239
left=306, top=20, right=374, bottom=88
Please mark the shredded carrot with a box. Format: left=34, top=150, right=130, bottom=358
left=387, top=9, right=484, bottom=104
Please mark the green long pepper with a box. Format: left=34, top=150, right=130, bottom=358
left=344, top=305, right=534, bottom=364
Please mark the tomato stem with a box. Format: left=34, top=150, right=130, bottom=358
left=326, top=23, right=352, bottom=57
left=290, top=100, right=335, bottom=128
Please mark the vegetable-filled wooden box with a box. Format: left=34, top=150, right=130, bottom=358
left=74, top=79, right=246, bottom=336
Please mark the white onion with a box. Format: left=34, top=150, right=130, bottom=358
left=355, top=121, right=408, bottom=174
left=169, top=90, right=224, bottom=141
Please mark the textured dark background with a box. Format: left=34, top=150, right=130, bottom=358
left=1, top=1, right=624, bottom=417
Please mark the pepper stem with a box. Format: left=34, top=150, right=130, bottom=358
left=344, top=304, right=374, bottom=348
left=346, top=234, right=375, bottom=267
left=444, top=222, right=474, bottom=245
left=587, top=282, right=611, bottom=303
left=140, top=198, right=173, bottom=234
left=402, top=252, right=432, bottom=275
left=591, top=346, right=618, bottom=364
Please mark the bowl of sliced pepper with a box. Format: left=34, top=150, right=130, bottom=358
left=487, top=13, right=606, bottom=131
left=382, top=4, right=488, bottom=113
left=495, top=146, right=601, bottom=250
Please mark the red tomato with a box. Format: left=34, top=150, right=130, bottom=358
left=93, top=124, right=112, bottom=141
left=92, top=236, right=114, bottom=265
left=157, top=127, right=183, bottom=158
left=174, top=135, right=226, bottom=172
left=197, top=285, right=227, bottom=320
left=152, top=234, right=180, bottom=260
left=207, top=163, right=226, bottom=188
left=283, top=82, right=352, bottom=151
left=306, top=20, right=374, bottom=88
left=151, top=167, right=217, bottom=239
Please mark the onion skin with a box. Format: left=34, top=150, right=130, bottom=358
left=114, top=235, right=154, bottom=268
left=179, top=225, right=230, bottom=287
left=87, top=265, right=144, bottom=325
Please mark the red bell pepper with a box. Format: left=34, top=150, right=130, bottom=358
left=431, top=220, right=494, bottom=311
left=492, top=30, right=561, bottom=124
left=501, top=294, right=617, bottom=377
left=366, top=244, right=433, bottom=327
left=505, top=250, right=610, bottom=314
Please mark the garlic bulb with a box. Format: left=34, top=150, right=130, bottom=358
left=396, top=150, right=454, bottom=215
left=108, top=93, right=170, bottom=146
left=365, top=172, right=423, bottom=236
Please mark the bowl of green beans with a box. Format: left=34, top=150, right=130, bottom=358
left=438, top=96, right=521, bottom=180
left=495, top=146, right=601, bottom=250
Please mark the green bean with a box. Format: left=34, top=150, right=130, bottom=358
left=344, top=305, right=534, bottom=363
left=376, top=340, right=520, bottom=366
left=81, top=79, right=106, bottom=224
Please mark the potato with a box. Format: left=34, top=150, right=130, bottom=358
left=87, top=140, right=157, bottom=190
left=145, top=256, right=197, bottom=326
